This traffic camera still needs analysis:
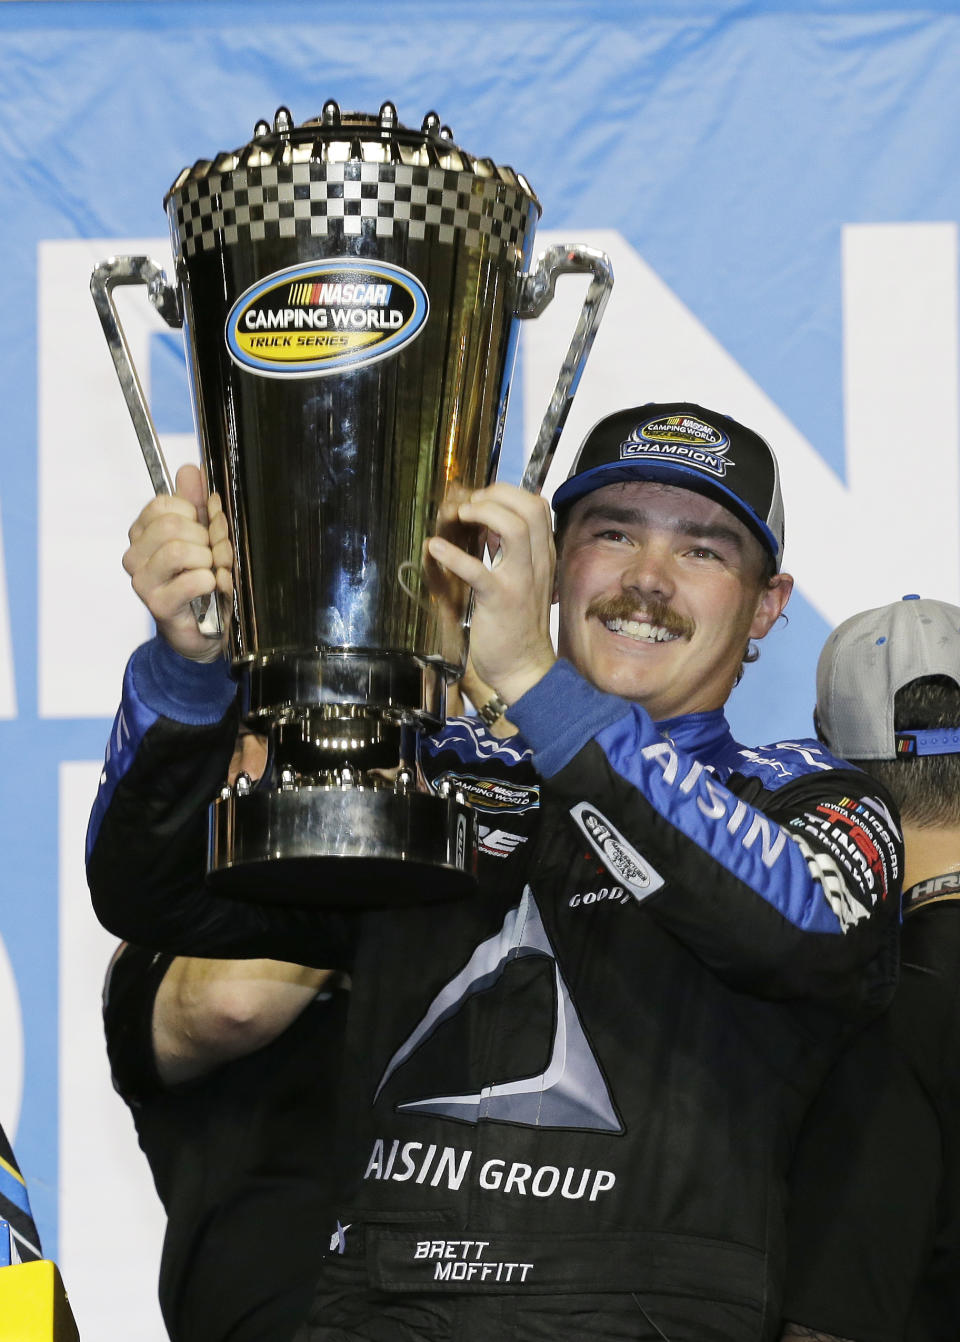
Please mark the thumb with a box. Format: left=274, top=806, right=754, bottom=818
left=174, top=463, right=207, bottom=524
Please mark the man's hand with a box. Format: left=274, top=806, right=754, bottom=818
left=123, top=463, right=233, bottom=662
left=426, top=483, right=556, bottom=705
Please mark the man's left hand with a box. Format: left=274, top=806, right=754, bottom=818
left=426, top=483, right=556, bottom=705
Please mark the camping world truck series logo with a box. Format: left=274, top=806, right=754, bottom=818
left=225, top=258, right=429, bottom=377
left=620, top=414, right=733, bottom=478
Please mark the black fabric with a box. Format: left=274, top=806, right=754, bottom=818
left=104, top=943, right=347, bottom=1342
left=303, top=727, right=895, bottom=1342
left=295, top=1244, right=766, bottom=1342
left=89, top=693, right=900, bottom=1342
left=88, top=711, right=355, bottom=968
left=784, top=894, right=960, bottom=1342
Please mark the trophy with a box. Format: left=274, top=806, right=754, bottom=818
left=91, top=101, right=612, bottom=908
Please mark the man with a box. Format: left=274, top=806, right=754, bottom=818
left=104, top=946, right=346, bottom=1342
left=782, top=596, right=960, bottom=1342
left=88, top=402, right=901, bottom=1341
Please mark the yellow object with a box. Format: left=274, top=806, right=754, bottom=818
left=0, top=1260, right=80, bottom=1341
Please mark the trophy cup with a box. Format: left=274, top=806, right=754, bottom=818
left=91, top=101, right=612, bottom=909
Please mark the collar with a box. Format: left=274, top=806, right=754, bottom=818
left=652, top=707, right=735, bottom=757
left=904, top=870, right=960, bottom=914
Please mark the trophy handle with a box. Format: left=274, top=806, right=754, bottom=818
left=90, top=256, right=222, bottom=638
left=517, top=243, right=614, bottom=495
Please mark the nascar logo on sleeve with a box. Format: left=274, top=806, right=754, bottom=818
left=434, top=773, right=540, bottom=814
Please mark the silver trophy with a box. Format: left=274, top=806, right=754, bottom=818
left=91, top=101, right=612, bottom=908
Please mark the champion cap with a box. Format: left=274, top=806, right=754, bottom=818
left=816, top=596, right=960, bottom=760
left=551, top=402, right=785, bottom=567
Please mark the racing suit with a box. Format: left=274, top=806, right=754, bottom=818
left=87, top=638, right=901, bottom=1342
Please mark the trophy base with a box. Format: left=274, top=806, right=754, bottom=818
left=242, top=651, right=452, bottom=723
left=207, top=786, right=476, bottom=908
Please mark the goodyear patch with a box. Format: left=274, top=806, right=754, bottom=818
left=436, top=773, right=540, bottom=815
left=225, top=258, right=429, bottom=377
left=620, top=413, right=732, bottom=479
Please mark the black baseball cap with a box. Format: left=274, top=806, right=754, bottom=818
left=551, top=402, right=785, bottom=567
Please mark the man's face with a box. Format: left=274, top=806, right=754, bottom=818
left=555, top=480, right=793, bottom=721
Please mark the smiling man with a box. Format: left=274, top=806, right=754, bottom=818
left=89, top=402, right=901, bottom=1342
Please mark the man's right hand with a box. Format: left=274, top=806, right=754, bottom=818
left=123, top=463, right=233, bottom=662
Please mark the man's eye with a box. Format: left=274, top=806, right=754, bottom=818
left=687, top=546, right=720, bottom=561
left=597, top=528, right=630, bottom=543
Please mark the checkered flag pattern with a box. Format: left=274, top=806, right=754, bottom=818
left=170, top=162, right=535, bottom=260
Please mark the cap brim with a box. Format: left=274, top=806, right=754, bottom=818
left=551, top=460, right=781, bottom=561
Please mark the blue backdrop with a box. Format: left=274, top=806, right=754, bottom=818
left=1, top=3, right=958, bottom=1334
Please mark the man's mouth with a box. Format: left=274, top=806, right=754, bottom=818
left=587, top=596, right=694, bottom=644
left=603, top=617, right=681, bottom=643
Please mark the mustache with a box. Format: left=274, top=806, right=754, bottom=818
left=586, top=594, right=694, bottom=640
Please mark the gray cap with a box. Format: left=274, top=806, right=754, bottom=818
left=816, top=595, right=960, bottom=760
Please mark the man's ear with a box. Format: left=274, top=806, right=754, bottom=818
left=750, top=572, right=794, bottom=641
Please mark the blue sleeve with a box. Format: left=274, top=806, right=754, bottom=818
left=86, top=638, right=237, bottom=863
left=86, top=639, right=353, bottom=967
left=510, top=662, right=901, bottom=1003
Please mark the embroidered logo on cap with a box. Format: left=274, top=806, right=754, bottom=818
left=619, top=414, right=733, bottom=479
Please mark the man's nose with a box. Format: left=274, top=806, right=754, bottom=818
left=619, top=542, right=675, bottom=602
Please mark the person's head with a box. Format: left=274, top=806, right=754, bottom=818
left=816, top=596, right=960, bottom=828
left=551, top=403, right=793, bottom=720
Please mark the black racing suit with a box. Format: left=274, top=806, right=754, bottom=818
left=87, top=639, right=902, bottom=1342
left=784, top=875, right=960, bottom=1342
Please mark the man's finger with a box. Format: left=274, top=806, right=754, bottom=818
left=425, top=536, right=491, bottom=593
left=127, top=492, right=199, bottom=544
left=132, top=564, right=217, bottom=619
left=175, top=463, right=207, bottom=523
left=138, top=537, right=216, bottom=589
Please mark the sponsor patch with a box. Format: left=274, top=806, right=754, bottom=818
left=374, top=889, right=621, bottom=1132
left=787, top=830, right=872, bottom=931
left=907, top=871, right=960, bottom=911
left=569, top=803, right=664, bottom=900
left=363, top=1137, right=615, bottom=1206
left=477, top=825, right=528, bottom=859
left=225, top=258, right=429, bottom=377
left=788, top=794, right=898, bottom=906
left=568, top=885, right=629, bottom=909
left=436, top=773, right=540, bottom=814
left=620, top=413, right=732, bottom=479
